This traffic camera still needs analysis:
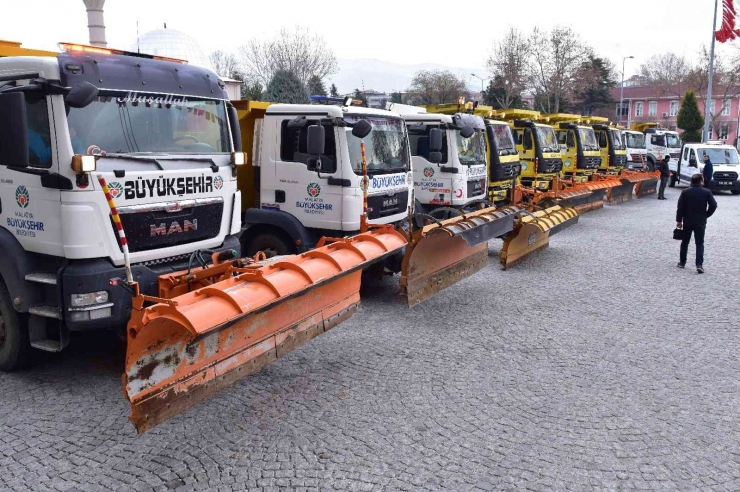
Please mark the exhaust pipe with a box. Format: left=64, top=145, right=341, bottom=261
left=82, top=0, right=107, bottom=47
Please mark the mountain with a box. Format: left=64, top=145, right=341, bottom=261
left=330, top=58, right=487, bottom=95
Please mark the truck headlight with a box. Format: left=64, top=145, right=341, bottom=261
left=70, top=291, right=109, bottom=307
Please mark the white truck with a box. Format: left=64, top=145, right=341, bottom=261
left=386, top=103, right=486, bottom=218
left=0, top=44, right=243, bottom=369
left=672, top=141, right=740, bottom=194
left=621, top=129, right=648, bottom=171
left=633, top=124, right=681, bottom=170
left=236, top=101, right=413, bottom=266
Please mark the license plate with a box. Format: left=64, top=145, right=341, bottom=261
left=719, top=181, right=732, bottom=186
left=381, top=196, right=398, bottom=209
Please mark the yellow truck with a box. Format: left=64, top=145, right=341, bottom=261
left=543, top=113, right=602, bottom=184
left=589, top=117, right=627, bottom=175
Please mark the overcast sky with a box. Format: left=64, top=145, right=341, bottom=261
left=0, top=0, right=730, bottom=81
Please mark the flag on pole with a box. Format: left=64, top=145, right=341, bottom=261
left=716, top=0, right=740, bottom=42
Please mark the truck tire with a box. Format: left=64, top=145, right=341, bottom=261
left=0, top=279, right=31, bottom=372
left=732, top=190, right=740, bottom=195
left=646, top=158, right=656, bottom=172
left=246, top=232, right=296, bottom=258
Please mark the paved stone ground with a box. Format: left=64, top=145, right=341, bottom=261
left=2, top=185, right=740, bottom=492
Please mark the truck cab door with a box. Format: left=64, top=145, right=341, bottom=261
left=274, top=118, right=343, bottom=230
left=0, top=93, right=64, bottom=256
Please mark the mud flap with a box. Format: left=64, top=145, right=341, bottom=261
left=123, top=226, right=407, bottom=433
left=499, top=205, right=578, bottom=269
left=400, top=206, right=520, bottom=307
left=606, top=179, right=635, bottom=204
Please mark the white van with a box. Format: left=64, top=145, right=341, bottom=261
left=672, top=142, right=740, bottom=195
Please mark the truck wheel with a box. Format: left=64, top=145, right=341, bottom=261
left=646, top=159, right=655, bottom=171
left=732, top=190, right=740, bottom=195
left=0, top=280, right=31, bottom=372
left=669, top=175, right=677, bottom=187
left=246, top=233, right=295, bottom=258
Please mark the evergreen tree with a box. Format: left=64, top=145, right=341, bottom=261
left=391, top=92, right=403, bottom=104
left=677, top=90, right=704, bottom=142
left=572, top=56, right=616, bottom=116
left=330, top=83, right=339, bottom=97
left=241, top=81, right=263, bottom=101
left=307, top=75, right=327, bottom=96
left=264, top=70, right=308, bottom=104
left=353, top=88, right=368, bottom=107
left=482, top=76, right=523, bottom=109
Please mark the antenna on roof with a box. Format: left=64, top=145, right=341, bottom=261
left=164, top=22, right=167, bottom=29
left=136, top=20, right=140, bottom=53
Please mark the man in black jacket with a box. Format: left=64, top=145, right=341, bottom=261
left=657, top=155, right=670, bottom=199
left=676, top=174, right=718, bottom=273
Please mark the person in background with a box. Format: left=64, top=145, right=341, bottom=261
left=676, top=173, right=718, bottom=274
left=657, top=155, right=670, bottom=199
left=702, top=153, right=714, bottom=189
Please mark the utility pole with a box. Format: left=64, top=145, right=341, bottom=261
left=620, top=56, right=634, bottom=125
left=704, top=0, right=720, bottom=141
left=471, top=73, right=488, bottom=101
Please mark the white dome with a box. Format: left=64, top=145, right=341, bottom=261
left=132, top=28, right=213, bottom=70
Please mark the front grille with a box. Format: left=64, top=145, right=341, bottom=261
left=539, top=158, right=562, bottom=173
left=112, top=200, right=224, bottom=253
left=612, top=155, right=627, bottom=166
left=467, top=178, right=486, bottom=198
left=630, top=153, right=645, bottom=162
left=579, top=156, right=601, bottom=169
left=713, top=171, right=738, bottom=180
left=492, top=162, right=521, bottom=180
left=367, top=190, right=408, bottom=219
left=670, top=152, right=680, bottom=159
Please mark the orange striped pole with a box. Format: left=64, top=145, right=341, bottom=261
left=360, top=140, right=369, bottom=232
left=98, top=175, right=133, bottom=283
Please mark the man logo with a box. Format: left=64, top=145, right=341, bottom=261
left=150, top=220, right=198, bottom=237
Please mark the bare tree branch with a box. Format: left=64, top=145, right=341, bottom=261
left=486, top=27, right=531, bottom=109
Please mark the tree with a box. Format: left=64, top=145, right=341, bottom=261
left=330, top=83, right=339, bottom=97
left=571, top=56, right=616, bottom=115
left=209, top=50, right=243, bottom=80
left=238, top=27, right=339, bottom=88
left=264, top=70, right=308, bottom=104
left=407, top=70, right=468, bottom=105
left=638, top=53, right=692, bottom=98
left=677, top=90, right=704, bottom=142
left=486, top=27, right=530, bottom=109
left=307, top=75, right=327, bottom=96
left=353, top=88, right=368, bottom=107
left=242, top=81, right=263, bottom=101
left=690, top=47, right=740, bottom=139
left=391, top=92, right=403, bottom=103
left=482, top=76, right=524, bottom=109
left=529, top=26, right=592, bottom=114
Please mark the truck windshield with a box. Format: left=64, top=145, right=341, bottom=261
left=698, top=147, right=740, bottom=164
left=490, top=124, right=517, bottom=155
left=536, top=126, right=559, bottom=153
left=666, top=134, right=681, bottom=148
left=609, top=130, right=626, bottom=150
left=66, top=92, right=230, bottom=156
left=578, top=129, right=599, bottom=151
left=625, top=133, right=645, bottom=148
left=456, top=130, right=487, bottom=166
left=344, top=115, right=410, bottom=175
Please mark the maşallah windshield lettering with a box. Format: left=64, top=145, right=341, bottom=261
left=66, top=93, right=230, bottom=158
left=345, top=116, right=410, bottom=176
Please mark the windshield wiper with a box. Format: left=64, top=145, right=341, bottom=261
left=101, top=154, right=164, bottom=170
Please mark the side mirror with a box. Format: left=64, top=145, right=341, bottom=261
left=523, top=131, right=532, bottom=150
left=307, top=125, right=325, bottom=156
left=428, top=151, right=442, bottom=164
left=429, top=128, right=442, bottom=152
left=599, top=132, right=607, bottom=148
left=460, top=125, right=474, bottom=139
left=65, top=81, right=98, bottom=109
left=0, top=92, right=30, bottom=168
left=351, top=119, right=372, bottom=139
left=689, top=157, right=697, bottom=167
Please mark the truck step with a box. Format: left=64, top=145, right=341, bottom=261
left=24, top=273, right=57, bottom=285
left=30, top=339, right=66, bottom=352
left=28, top=305, right=61, bottom=319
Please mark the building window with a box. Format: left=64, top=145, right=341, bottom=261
left=719, top=124, right=729, bottom=140
left=635, top=101, right=644, bottom=117
left=669, top=125, right=677, bottom=132
left=707, top=127, right=714, bottom=140
left=721, top=99, right=731, bottom=116
left=616, top=102, right=629, bottom=117
left=709, top=99, right=716, bottom=115
left=669, top=101, right=679, bottom=116
left=648, top=101, right=657, bottom=116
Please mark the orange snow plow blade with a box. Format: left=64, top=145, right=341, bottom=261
left=622, top=170, right=660, bottom=198
left=499, top=204, right=579, bottom=269
left=123, top=226, right=406, bottom=433
left=557, top=181, right=612, bottom=213
left=401, top=205, right=520, bottom=307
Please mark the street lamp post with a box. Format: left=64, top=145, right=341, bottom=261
left=471, top=73, right=488, bottom=100
left=620, top=56, right=634, bottom=125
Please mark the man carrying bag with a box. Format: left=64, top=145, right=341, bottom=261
left=676, top=174, right=718, bottom=273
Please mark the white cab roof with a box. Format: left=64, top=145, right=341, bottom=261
left=265, top=104, right=402, bottom=119
left=0, top=56, right=60, bottom=81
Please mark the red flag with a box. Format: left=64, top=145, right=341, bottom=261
left=716, top=0, right=740, bottom=43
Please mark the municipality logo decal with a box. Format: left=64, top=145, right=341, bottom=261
left=213, top=176, right=224, bottom=190
left=15, top=186, right=29, bottom=208
left=423, top=167, right=434, bottom=178
left=307, top=182, right=321, bottom=198
left=108, top=182, right=123, bottom=199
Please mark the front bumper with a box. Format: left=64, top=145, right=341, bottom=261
left=61, top=235, right=241, bottom=331
left=708, top=179, right=740, bottom=191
